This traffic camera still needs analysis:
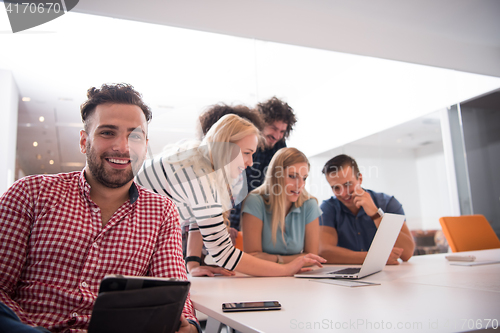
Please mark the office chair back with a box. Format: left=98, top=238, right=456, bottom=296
left=439, top=214, right=500, bottom=252
left=234, top=231, right=244, bottom=251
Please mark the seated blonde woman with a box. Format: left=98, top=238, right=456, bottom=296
left=136, top=115, right=325, bottom=277
left=241, top=147, right=321, bottom=263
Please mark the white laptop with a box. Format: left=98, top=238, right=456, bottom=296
left=295, top=213, right=405, bottom=279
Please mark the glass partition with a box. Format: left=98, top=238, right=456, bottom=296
left=307, top=110, right=453, bottom=233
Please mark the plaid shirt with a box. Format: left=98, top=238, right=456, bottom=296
left=229, top=140, right=287, bottom=229
left=0, top=170, right=197, bottom=332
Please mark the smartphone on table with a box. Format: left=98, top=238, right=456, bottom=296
left=222, top=301, right=281, bottom=312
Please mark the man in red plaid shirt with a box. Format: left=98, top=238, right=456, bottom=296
left=0, top=84, right=200, bottom=333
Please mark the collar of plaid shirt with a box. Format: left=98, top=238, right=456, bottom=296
left=79, top=169, right=140, bottom=204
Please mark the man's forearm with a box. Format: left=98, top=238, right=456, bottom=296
left=319, top=246, right=366, bottom=264
left=395, top=231, right=415, bottom=261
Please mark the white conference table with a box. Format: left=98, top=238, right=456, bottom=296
left=189, top=249, right=500, bottom=333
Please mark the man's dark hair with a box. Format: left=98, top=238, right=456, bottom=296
left=80, top=83, right=152, bottom=132
left=198, top=104, right=264, bottom=138
left=256, top=97, right=297, bottom=139
left=322, top=154, right=360, bottom=179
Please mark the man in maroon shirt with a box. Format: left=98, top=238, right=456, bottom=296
left=0, top=84, right=199, bottom=333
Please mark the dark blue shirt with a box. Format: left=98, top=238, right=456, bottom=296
left=229, top=140, right=287, bottom=229
left=319, top=189, right=404, bottom=252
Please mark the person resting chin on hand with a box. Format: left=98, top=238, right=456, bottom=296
left=318, top=154, right=415, bottom=265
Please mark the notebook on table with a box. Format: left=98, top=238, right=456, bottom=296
left=295, top=213, right=405, bottom=279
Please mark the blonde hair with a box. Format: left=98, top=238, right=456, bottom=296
left=251, top=147, right=316, bottom=244
left=162, top=114, right=261, bottom=222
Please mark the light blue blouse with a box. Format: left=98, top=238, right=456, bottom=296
left=242, top=194, right=322, bottom=255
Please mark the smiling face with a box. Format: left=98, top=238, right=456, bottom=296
left=325, top=165, right=363, bottom=210
left=262, top=120, right=288, bottom=148
left=228, top=134, right=259, bottom=180
left=284, top=162, right=309, bottom=204
left=80, top=103, right=148, bottom=189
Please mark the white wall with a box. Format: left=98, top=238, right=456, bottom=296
left=0, top=70, right=19, bottom=195
left=287, top=64, right=500, bottom=157
left=414, top=142, right=454, bottom=230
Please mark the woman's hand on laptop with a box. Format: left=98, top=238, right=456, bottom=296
left=387, top=247, right=404, bottom=265
left=286, top=254, right=327, bottom=275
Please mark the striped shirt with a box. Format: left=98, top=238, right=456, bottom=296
left=136, top=155, right=243, bottom=271
left=0, top=170, right=197, bottom=332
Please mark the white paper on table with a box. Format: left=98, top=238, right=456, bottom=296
left=450, top=260, right=500, bottom=266
left=309, top=279, right=381, bottom=287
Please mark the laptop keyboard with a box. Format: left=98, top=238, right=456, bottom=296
left=328, top=267, right=361, bottom=275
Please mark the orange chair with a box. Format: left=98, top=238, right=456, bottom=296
left=234, top=231, right=244, bottom=251
left=439, top=214, right=500, bottom=252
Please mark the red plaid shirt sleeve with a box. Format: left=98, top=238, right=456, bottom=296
left=0, top=175, right=37, bottom=326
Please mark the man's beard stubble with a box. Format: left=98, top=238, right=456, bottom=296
left=86, top=141, right=141, bottom=189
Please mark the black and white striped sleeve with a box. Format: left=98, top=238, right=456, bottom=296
left=136, top=158, right=242, bottom=270
left=173, top=166, right=242, bottom=270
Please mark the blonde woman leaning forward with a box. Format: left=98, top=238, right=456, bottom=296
left=241, top=148, right=321, bottom=264
left=136, top=115, right=325, bottom=277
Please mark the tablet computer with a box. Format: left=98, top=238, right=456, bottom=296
left=88, top=275, right=190, bottom=333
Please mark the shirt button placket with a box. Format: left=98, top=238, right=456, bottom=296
left=91, top=206, right=101, bottom=229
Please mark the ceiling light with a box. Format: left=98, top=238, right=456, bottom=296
left=22, top=97, right=31, bottom=102
left=49, top=160, right=54, bottom=165
left=36, top=154, right=42, bottom=160
left=39, top=116, right=45, bottom=122
left=33, top=141, right=38, bottom=147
